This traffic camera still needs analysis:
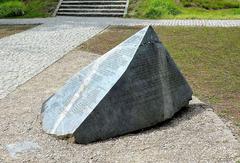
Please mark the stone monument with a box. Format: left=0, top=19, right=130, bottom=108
left=41, top=26, right=193, bottom=144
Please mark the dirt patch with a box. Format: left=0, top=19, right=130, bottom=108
left=78, top=26, right=141, bottom=55
left=0, top=25, right=36, bottom=39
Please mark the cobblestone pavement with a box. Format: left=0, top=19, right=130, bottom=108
left=0, top=50, right=239, bottom=162
left=1, top=17, right=240, bottom=27
left=0, top=22, right=107, bottom=99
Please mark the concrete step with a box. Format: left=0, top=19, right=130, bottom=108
left=58, top=8, right=125, bottom=13
left=63, top=0, right=124, bottom=2
left=61, top=1, right=127, bottom=5
left=55, top=0, right=128, bottom=17
left=60, top=4, right=126, bottom=9
left=62, top=0, right=124, bottom=1
left=56, top=12, right=124, bottom=17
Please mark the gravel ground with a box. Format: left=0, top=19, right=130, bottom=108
left=0, top=23, right=107, bottom=99
left=0, top=50, right=239, bottom=162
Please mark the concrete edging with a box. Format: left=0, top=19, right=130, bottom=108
left=53, top=0, right=63, bottom=17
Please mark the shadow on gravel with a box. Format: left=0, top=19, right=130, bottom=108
left=79, top=103, right=210, bottom=145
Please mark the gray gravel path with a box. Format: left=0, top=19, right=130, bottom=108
left=0, top=16, right=240, bottom=27
left=0, top=50, right=239, bottom=162
left=0, top=22, right=107, bottom=99
left=1, top=17, right=240, bottom=27
left=56, top=17, right=240, bottom=27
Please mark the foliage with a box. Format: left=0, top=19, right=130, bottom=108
left=145, top=0, right=181, bottom=18
left=0, top=0, right=25, bottom=18
left=180, top=0, right=240, bottom=10
left=128, top=0, right=240, bottom=19
left=0, top=0, right=58, bottom=18
left=24, top=0, right=58, bottom=17
left=128, top=0, right=181, bottom=18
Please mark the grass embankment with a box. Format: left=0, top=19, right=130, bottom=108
left=0, top=25, right=36, bottom=38
left=79, top=26, right=240, bottom=131
left=0, top=0, right=58, bottom=18
left=128, top=0, right=240, bottom=19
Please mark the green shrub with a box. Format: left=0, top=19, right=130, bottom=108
left=0, top=0, right=58, bottom=18
left=24, top=0, right=48, bottom=17
left=233, top=8, right=240, bottom=15
left=145, top=0, right=181, bottom=18
left=0, top=0, right=25, bottom=18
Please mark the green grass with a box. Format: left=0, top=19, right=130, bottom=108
left=155, top=26, right=240, bottom=127
left=128, top=0, right=240, bottom=19
left=133, top=0, right=181, bottom=19
left=79, top=26, right=240, bottom=133
left=181, top=0, right=239, bottom=10
left=0, top=0, right=58, bottom=18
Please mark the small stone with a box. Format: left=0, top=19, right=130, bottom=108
left=6, top=140, right=40, bottom=158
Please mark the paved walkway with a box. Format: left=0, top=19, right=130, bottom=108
left=0, top=21, right=107, bottom=99
left=1, top=17, right=240, bottom=27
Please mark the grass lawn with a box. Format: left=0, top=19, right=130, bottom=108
left=0, top=25, right=36, bottom=38
left=79, top=26, right=240, bottom=132
left=128, top=0, right=240, bottom=19
left=0, top=0, right=58, bottom=18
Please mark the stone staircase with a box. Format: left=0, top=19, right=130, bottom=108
left=54, top=0, right=129, bottom=17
